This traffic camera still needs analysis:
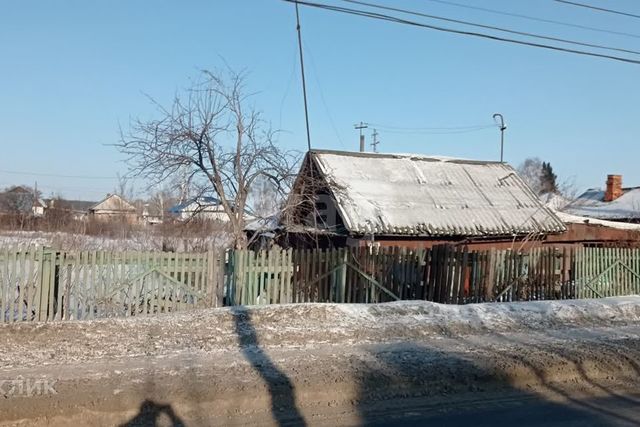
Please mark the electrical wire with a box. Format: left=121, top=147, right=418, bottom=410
left=372, top=126, right=495, bottom=135
left=0, top=169, right=127, bottom=180
left=367, top=123, right=494, bottom=131
left=554, top=0, right=640, bottom=19
left=423, top=0, right=640, bottom=39
left=283, top=0, right=640, bottom=65
left=339, top=0, right=640, bottom=56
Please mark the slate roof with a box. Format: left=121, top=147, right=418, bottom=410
left=307, top=150, right=566, bottom=237
left=563, top=187, right=640, bottom=221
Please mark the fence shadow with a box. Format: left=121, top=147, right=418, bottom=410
left=119, top=399, right=186, bottom=427
left=231, top=306, right=306, bottom=426
left=355, top=342, right=625, bottom=426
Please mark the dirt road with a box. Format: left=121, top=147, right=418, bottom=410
left=1, top=298, right=640, bottom=426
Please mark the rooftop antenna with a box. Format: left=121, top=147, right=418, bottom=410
left=354, top=122, right=368, bottom=152
left=493, top=113, right=507, bottom=163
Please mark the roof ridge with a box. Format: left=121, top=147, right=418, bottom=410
left=309, top=149, right=505, bottom=165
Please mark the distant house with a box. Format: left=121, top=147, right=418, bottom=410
left=141, top=203, right=164, bottom=225
left=283, top=150, right=566, bottom=249
left=45, top=198, right=97, bottom=220
left=0, top=186, right=41, bottom=216
left=168, top=197, right=230, bottom=222
left=564, top=174, right=640, bottom=222
left=88, top=194, right=137, bottom=222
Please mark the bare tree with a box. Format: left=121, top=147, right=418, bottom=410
left=117, top=69, right=299, bottom=248
left=115, top=173, right=135, bottom=201
left=517, top=157, right=544, bottom=195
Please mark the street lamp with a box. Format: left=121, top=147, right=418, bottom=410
left=493, top=113, right=507, bottom=163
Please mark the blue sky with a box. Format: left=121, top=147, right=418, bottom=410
left=1, top=0, right=639, bottom=200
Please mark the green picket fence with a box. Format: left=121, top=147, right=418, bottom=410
left=1, top=245, right=640, bottom=322
left=0, top=247, right=226, bottom=322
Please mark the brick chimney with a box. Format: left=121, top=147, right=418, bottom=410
left=604, top=174, right=623, bottom=202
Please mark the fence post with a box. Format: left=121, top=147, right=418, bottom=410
left=338, top=249, right=347, bottom=303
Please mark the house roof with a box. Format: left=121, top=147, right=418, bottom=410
left=45, top=199, right=97, bottom=212
left=307, top=150, right=566, bottom=237
left=168, top=196, right=223, bottom=214
left=563, top=187, right=640, bottom=220
left=89, top=194, right=136, bottom=213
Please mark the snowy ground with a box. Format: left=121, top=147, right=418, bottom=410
left=1, top=298, right=640, bottom=426
left=0, top=230, right=231, bottom=251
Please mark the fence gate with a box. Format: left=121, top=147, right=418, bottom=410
left=575, top=247, right=640, bottom=299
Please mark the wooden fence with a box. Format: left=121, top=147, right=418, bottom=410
left=0, top=247, right=226, bottom=322
left=2, top=245, right=640, bottom=322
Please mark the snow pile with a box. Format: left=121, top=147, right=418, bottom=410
left=2, top=297, right=639, bottom=369
left=336, top=296, right=640, bottom=333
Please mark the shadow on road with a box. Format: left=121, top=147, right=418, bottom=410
left=355, top=341, right=631, bottom=426
left=231, top=306, right=306, bottom=426
left=119, top=399, right=186, bottom=426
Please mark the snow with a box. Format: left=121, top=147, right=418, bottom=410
left=555, top=211, right=640, bottom=231
left=336, top=296, right=640, bottom=332
left=1, top=297, right=639, bottom=371
left=564, top=187, right=640, bottom=220
left=311, top=150, right=565, bottom=236
left=0, top=230, right=232, bottom=252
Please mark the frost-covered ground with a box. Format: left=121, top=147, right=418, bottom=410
left=2, top=298, right=640, bottom=426
left=2, top=297, right=639, bottom=369
left=0, top=230, right=231, bottom=252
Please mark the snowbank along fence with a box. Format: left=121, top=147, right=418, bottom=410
left=1, top=245, right=640, bottom=322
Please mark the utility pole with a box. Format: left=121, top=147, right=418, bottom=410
left=493, top=113, right=506, bottom=163
left=295, top=2, right=312, bottom=152
left=354, top=122, right=368, bottom=152
left=371, top=129, right=380, bottom=153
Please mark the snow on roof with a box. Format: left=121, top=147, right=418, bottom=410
left=554, top=210, right=640, bottom=231
left=311, top=150, right=566, bottom=237
left=564, top=187, right=640, bottom=220
left=168, top=196, right=223, bottom=214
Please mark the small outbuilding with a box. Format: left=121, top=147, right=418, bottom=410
left=283, top=150, right=566, bottom=249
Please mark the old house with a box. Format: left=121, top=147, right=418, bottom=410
left=283, top=150, right=566, bottom=249
left=45, top=198, right=97, bottom=220
left=564, top=174, right=640, bottom=222
left=540, top=174, right=640, bottom=247
left=88, top=194, right=137, bottom=222
left=0, top=186, right=41, bottom=216
left=168, top=197, right=230, bottom=222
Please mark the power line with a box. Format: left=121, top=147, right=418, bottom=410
left=302, top=40, right=347, bottom=148
left=423, top=0, right=640, bottom=40
left=294, top=2, right=313, bottom=151
left=371, top=126, right=495, bottom=135
left=339, top=0, right=640, bottom=56
left=368, top=123, right=494, bottom=131
left=283, top=0, right=640, bottom=65
left=0, top=169, right=126, bottom=180
left=554, top=0, right=640, bottom=20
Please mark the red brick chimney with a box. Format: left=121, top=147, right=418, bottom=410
left=604, top=174, right=623, bottom=202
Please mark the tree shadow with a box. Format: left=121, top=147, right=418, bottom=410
left=231, top=306, right=307, bottom=426
left=119, top=399, right=186, bottom=427
left=355, top=342, right=635, bottom=426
